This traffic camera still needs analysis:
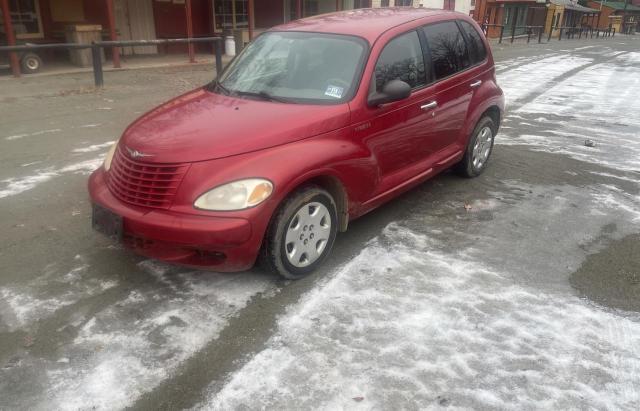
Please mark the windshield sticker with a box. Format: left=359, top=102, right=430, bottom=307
left=325, top=85, right=344, bottom=99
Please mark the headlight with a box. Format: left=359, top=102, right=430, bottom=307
left=104, top=141, right=118, bottom=171
left=194, top=178, right=273, bottom=211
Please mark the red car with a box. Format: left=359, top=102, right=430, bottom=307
left=89, top=7, right=504, bottom=279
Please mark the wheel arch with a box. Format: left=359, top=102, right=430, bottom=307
left=302, top=174, right=349, bottom=232
left=276, top=172, right=350, bottom=233
left=482, top=105, right=501, bottom=133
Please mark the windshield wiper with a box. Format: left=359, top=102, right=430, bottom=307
left=211, top=80, right=231, bottom=96
left=233, top=90, right=292, bottom=104
left=209, top=83, right=292, bottom=104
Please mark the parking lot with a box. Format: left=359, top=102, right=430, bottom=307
left=1, top=36, right=639, bottom=410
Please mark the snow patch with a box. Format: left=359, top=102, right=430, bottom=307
left=39, top=265, right=274, bottom=411
left=497, top=55, right=592, bottom=106
left=499, top=59, right=640, bottom=172
left=4, top=129, right=62, bottom=141
left=0, top=262, right=118, bottom=332
left=72, top=141, right=115, bottom=154
left=0, top=155, right=105, bottom=199
left=199, top=185, right=640, bottom=410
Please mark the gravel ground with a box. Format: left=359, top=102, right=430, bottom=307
left=0, top=35, right=639, bottom=410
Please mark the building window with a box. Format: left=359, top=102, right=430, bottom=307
left=214, top=0, right=248, bottom=31
left=396, top=0, right=413, bottom=6
left=0, top=0, right=44, bottom=39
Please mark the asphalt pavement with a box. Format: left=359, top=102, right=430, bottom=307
left=1, top=35, right=639, bottom=410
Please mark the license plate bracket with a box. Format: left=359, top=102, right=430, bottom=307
left=92, top=204, right=123, bottom=241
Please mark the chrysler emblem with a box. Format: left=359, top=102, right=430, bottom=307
left=125, top=146, right=153, bottom=159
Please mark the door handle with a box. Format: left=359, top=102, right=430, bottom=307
left=470, top=80, right=482, bottom=88
left=421, top=101, right=438, bottom=110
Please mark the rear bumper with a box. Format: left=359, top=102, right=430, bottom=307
left=88, top=168, right=261, bottom=272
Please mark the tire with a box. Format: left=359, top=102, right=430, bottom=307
left=260, top=186, right=338, bottom=280
left=20, top=53, right=42, bottom=74
left=455, top=116, right=496, bottom=178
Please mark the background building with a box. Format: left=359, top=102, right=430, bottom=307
left=544, top=0, right=599, bottom=38
left=1, top=0, right=477, bottom=75
left=586, top=1, right=640, bottom=32
left=473, top=0, right=548, bottom=38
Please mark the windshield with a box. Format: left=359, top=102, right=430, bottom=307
left=217, top=31, right=368, bottom=104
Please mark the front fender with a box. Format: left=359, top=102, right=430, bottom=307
left=171, top=127, right=377, bottom=224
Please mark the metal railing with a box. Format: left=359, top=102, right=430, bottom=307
left=482, top=24, right=615, bottom=44
left=555, top=26, right=615, bottom=41
left=482, top=24, right=544, bottom=44
left=0, top=36, right=224, bottom=87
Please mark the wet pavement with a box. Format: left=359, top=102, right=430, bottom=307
left=1, top=36, right=639, bottom=410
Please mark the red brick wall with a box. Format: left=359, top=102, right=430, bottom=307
left=587, top=1, right=614, bottom=29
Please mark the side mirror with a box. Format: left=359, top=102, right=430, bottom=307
left=368, top=79, right=411, bottom=107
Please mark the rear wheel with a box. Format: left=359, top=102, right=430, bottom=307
left=455, top=116, right=496, bottom=178
left=261, top=186, right=337, bottom=279
left=20, top=53, right=42, bottom=74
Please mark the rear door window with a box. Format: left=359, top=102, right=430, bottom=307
left=422, top=21, right=471, bottom=80
left=373, top=31, right=427, bottom=93
left=459, top=20, right=487, bottom=65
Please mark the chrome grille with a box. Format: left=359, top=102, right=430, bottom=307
left=106, top=145, right=189, bottom=209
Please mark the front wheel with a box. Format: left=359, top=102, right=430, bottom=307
left=455, top=116, right=496, bottom=178
left=260, top=186, right=337, bottom=279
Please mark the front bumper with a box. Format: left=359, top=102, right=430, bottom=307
left=88, top=168, right=261, bottom=272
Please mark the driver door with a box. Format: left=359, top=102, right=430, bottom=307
left=357, top=30, right=439, bottom=192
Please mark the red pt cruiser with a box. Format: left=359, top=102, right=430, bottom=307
left=89, top=8, right=504, bottom=279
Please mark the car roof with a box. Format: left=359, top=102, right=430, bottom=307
left=271, top=7, right=453, bottom=44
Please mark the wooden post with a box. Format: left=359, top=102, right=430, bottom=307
left=186, top=0, right=195, bottom=63
left=297, top=0, right=302, bottom=19
left=248, top=0, right=254, bottom=40
left=1, top=0, right=20, bottom=77
left=336, top=0, right=340, bottom=11
left=105, top=0, right=120, bottom=68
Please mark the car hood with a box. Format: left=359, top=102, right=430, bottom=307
left=120, top=88, right=352, bottom=163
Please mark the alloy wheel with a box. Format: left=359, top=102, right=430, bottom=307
left=472, top=126, right=493, bottom=170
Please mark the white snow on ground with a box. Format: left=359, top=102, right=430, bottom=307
left=200, top=183, right=640, bottom=410
left=0, top=156, right=104, bottom=199
left=493, top=53, right=557, bottom=73
left=3, top=123, right=105, bottom=141
left=615, top=51, right=640, bottom=64
left=35, top=262, right=274, bottom=411
left=496, top=55, right=592, bottom=105
left=4, top=128, right=62, bottom=141
left=0, top=256, right=117, bottom=332
left=72, top=141, right=115, bottom=153
left=77, top=123, right=103, bottom=129
left=0, top=170, right=59, bottom=199
left=499, top=53, right=640, bottom=172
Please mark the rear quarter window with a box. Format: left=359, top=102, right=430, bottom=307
left=459, top=20, right=487, bottom=65
left=422, top=21, right=470, bottom=80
